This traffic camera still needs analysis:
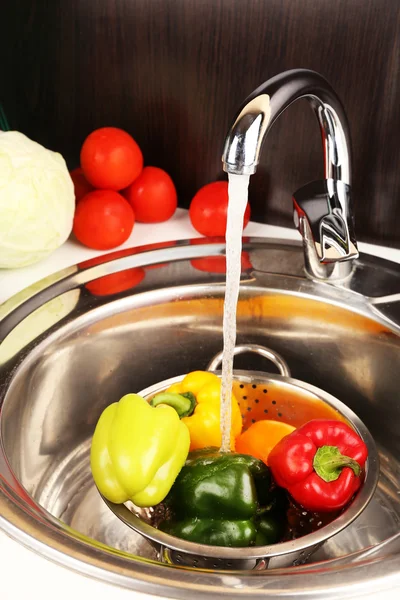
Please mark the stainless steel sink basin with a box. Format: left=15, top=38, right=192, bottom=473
left=1, top=237, right=400, bottom=599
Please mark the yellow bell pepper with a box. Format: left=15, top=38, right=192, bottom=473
left=163, top=371, right=243, bottom=451
left=90, top=393, right=190, bottom=506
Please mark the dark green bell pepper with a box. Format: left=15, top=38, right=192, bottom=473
left=255, top=515, right=285, bottom=545
left=255, top=487, right=288, bottom=545
left=160, top=448, right=282, bottom=548
left=161, top=518, right=257, bottom=548
left=166, top=449, right=270, bottom=519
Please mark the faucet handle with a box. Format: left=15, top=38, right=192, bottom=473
left=293, top=179, right=359, bottom=264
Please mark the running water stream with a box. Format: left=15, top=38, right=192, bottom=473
left=219, top=173, right=251, bottom=453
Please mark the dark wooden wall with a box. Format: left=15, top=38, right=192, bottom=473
left=2, top=0, right=400, bottom=246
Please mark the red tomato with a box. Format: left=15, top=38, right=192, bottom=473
left=86, top=268, right=145, bottom=296
left=69, top=167, right=94, bottom=203
left=123, top=166, right=177, bottom=223
left=73, top=190, right=135, bottom=250
left=80, top=127, right=143, bottom=190
left=189, top=181, right=251, bottom=236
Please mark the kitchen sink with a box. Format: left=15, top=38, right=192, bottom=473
left=1, top=237, right=400, bottom=599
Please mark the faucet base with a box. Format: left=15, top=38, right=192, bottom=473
left=297, top=214, right=354, bottom=282
left=293, top=179, right=358, bottom=282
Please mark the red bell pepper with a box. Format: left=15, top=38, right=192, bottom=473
left=268, top=419, right=368, bottom=512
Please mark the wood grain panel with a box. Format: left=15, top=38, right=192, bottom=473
left=2, top=0, right=400, bottom=246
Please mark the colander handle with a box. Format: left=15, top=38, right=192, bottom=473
left=206, top=344, right=291, bottom=377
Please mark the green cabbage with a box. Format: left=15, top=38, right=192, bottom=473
left=0, top=131, right=75, bottom=268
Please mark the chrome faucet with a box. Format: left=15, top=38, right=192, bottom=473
left=222, top=69, right=358, bottom=281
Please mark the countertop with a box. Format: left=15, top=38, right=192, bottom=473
left=1, top=208, right=400, bottom=600
left=1, top=208, right=400, bottom=304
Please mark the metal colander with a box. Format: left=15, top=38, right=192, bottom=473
left=101, top=344, right=379, bottom=570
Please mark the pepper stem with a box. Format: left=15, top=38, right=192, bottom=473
left=150, top=391, right=196, bottom=418
left=313, top=445, right=361, bottom=483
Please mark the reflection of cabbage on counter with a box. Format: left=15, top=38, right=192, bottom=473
left=0, top=131, right=75, bottom=268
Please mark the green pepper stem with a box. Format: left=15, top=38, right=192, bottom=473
left=150, top=391, right=196, bottom=418
left=313, top=445, right=361, bottom=483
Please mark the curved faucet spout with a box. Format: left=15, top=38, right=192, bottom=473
left=222, top=69, right=358, bottom=282
left=222, top=68, right=351, bottom=183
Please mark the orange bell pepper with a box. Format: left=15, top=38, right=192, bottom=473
left=236, top=420, right=296, bottom=465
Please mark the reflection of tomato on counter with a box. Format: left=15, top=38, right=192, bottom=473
left=79, top=250, right=145, bottom=297
left=90, top=368, right=369, bottom=548
left=85, top=268, right=145, bottom=297
left=190, top=237, right=253, bottom=273
left=78, top=239, right=178, bottom=296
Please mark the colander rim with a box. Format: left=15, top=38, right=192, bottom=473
left=105, top=369, right=380, bottom=561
